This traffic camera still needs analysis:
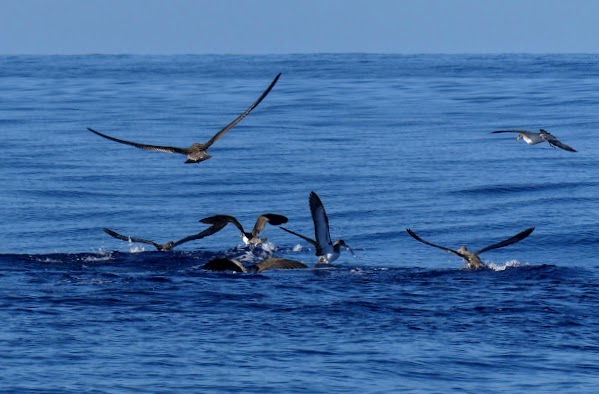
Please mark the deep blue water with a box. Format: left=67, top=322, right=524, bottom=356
left=1, top=54, right=599, bottom=392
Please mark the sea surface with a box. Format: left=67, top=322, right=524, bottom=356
left=1, top=54, right=599, bottom=393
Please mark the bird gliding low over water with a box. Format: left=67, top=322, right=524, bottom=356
left=87, top=72, right=282, bottom=163
left=405, top=227, right=535, bottom=269
left=199, top=213, right=288, bottom=246
left=102, top=221, right=227, bottom=251
left=492, top=129, right=577, bottom=152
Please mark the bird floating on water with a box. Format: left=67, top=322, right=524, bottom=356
left=87, top=73, right=281, bottom=163
left=405, top=227, right=535, bottom=269
left=492, top=129, right=576, bottom=152
left=280, top=191, right=354, bottom=264
left=199, top=213, right=288, bottom=246
left=202, top=257, right=307, bottom=273
left=102, top=221, right=227, bottom=251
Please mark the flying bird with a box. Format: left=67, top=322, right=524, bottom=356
left=199, top=213, right=288, bottom=246
left=405, top=227, right=535, bottom=269
left=280, top=191, right=354, bottom=264
left=102, top=221, right=227, bottom=251
left=492, top=129, right=576, bottom=152
left=87, top=72, right=282, bottom=163
left=203, top=257, right=307, bottom=273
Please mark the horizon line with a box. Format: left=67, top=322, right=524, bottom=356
left=1, top=51, right=599, bottom=57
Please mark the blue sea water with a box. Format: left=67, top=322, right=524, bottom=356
left=1, top=54, right=599, bottom=392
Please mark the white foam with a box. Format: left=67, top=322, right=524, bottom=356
left=35, top=257, right=62, bottom=264
left=258, top=241, right=276, bottom=253
left=129, top=244, right=146, bottom=253
left=292, top=244, right=303, bottom=252
left=81, top=254, right=113, bottom=263
left=86, top=248, right=113, bottom=259
left=350, top=267, right=365, bottom=275
left=486, top=260, right=526, bottom=271
left=237, top=250, right=255, bottom=263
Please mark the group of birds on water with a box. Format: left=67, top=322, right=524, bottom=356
left=88, top=72, right=578, bottom=273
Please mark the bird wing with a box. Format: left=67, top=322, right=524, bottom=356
left=279, top=226, right=318, bottom=247
left=492, top=129, right=534, bottom=135
left=171, top=222, right=228, bottom=247
left=203, top=258, right=247, bottom=272
left=309, top=191, right=332, bottom=254
left=251, top=213, right=288, bottom=237
left=249, top=258, right=308, bottom=273
left=475, top=227, right=535, bottom=255
left=541, top=134, right=577, bottom=152
left=405, top=229, right=468, bottom=259
left=203, top=73, right=281, bottom=149
left=200, top=215, right=245, bottom=233
left=87, top=128, right=189, bottom=155
left=103, top=228, right=161, bottom=249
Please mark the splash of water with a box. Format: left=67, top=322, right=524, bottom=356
left=129, top=244, right=146, bottom=253
left=486, top=260, right=526, bottom=271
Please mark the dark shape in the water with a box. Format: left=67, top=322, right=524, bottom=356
left=280, top=191, right=354, bottom=263
left=405, top=227, right=535, bottom=269
left=102, top=222, right=227, bottom=251
left=87, top=73, right=282, bottom=163
left=202, top=257, right=307, bottom=273
left=199, top=213, right=288, bottom=245
left=492, top=129, right=576, bottom=152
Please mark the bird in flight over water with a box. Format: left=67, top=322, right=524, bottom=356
left=199, top=213, right=288, bottom=246
left=87, top=72, right=282, bottom=163
left=405, top=227, right=535, bottom=269
left=280, top=191, right=354, bottom=264
left=102, top=221, right=227, bottom=251
left=492, top=129, right=576, bottom=152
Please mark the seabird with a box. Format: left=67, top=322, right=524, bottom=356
left=87, top=73, right=282, bottom=163
left=280, top=191, right=354, bottom=264
left=199, top=213, right=288, bottom=245
left=405, top=227, right=535, bottom=269
left=102, top=221, right=226, bottom=251
left=202, top=257, right=307, bottom=273
left=492, top=129, right=576, bottom=152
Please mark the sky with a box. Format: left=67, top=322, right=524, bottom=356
left=1, top=0, right=599, bottom=54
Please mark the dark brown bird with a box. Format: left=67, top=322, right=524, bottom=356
left=202, top=257, right=307, bottom=273
left=199, top=213, right=288, bottom=245
left=406, top=227, right=535, bottom=269
left=87, top=73, right=281, bottom=163
left=102, top=221, right=227, bottom=251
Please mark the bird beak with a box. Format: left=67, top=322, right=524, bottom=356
left=346, top=245, right=356, bottom=257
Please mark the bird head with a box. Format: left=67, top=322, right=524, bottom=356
left=457, top=246, right=469, bottom=254
left=335, top=240, right=355, bottom=257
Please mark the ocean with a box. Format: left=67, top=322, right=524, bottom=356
left=1, top=54, right=598, bottom=392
